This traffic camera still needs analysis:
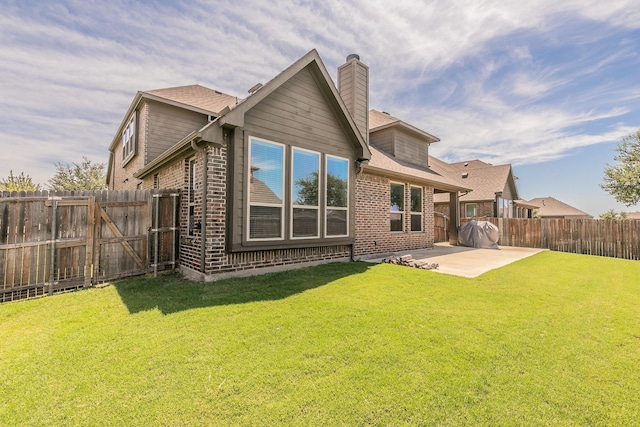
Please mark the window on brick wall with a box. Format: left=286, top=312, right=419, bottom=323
left=410, top=186, right=423, bottom=232
left=465, top=203, right=477, bottom=218
left=390, top=182, right=405, bottom=232
left=188, top=158, right=196, bottom=236
left=122, top=113, right=136, bottom=165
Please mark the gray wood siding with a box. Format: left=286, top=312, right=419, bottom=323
left=146, top=101, right=208, bottom=164
left=352, top=61, right=368, bottom=138
left=394, top=131, right=429, bottom=165
left=230, top=66, right=357, bottom=248
left=245, top=69, right=354, bottom=156
left=370, top=128, right=395, bottom=155
left=338, top=59, right=368, bottom=141
left=502, top=181, right=515, bottom=201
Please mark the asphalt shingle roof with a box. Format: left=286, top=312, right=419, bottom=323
left=527, top=197, right=592, bottom=218
left=145, top=84, right=240, bottom=114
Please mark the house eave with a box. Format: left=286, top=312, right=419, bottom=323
left=370, top=121, right=440, bottom=143
left=362, top=164, right=470, bottom=193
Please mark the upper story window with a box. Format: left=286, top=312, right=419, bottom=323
left=292, top=148, right=320, bottom=239
left=248, top=138, right=285, bottom=240
left=410, top=186, right=423, bottom=232
left=122, top=113, right=137, bottom=165
left=390, top=182, right=405, bottom=232
left=326, top=155, right=349, bottom=237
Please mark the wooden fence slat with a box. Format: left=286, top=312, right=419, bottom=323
left=462, top=217, right=640, bottom=260
left=1, top=190, right=179, bottom=302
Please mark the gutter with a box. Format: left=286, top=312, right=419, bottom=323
left=191, top=137, right=207, bottom=274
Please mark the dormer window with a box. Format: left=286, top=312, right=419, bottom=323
left=122, top=113, right=137, bottom=165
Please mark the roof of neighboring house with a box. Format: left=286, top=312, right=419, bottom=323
left=527, top=197, right=592, bottom=218
left=625, top=211, right=640, bottom=219
left=144, top=84, right=239, bottom=114
left=430, top=158, right=516, bottom=203
left=368, top=109, right=439, bottom=143
left=363, top=146, right=470, bottom=193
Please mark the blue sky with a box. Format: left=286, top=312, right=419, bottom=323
left=1, top=0, right=639, bottom=216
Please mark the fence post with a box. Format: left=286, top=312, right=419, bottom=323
left=153, top=193, right=160, bottom=278
left=48, top=197, right=60, bottom=295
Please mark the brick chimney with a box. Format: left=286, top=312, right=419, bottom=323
left=338, top=54, right=369, bottom=145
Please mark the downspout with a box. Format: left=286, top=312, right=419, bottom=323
left=191, top=137, right=207, bottom=275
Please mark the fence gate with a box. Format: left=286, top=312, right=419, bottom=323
left=0, top=190, right=179, bottom=302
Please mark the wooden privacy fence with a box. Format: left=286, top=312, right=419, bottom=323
left=463, top=217, right=640, bottom=260
left=434, top=212, right=449, bottom=243
left=0, top=189, right=180, bottom=302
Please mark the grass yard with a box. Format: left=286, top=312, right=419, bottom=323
left=1, top=251, right=639, bottom=426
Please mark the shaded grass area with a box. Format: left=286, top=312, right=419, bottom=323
left=1, top=252, right=639, bottom=426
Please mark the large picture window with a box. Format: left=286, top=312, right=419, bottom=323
left=410, top=186, right=423, bottom=232
left=291, top=148, right=320, bottom=238
left=390, top=182, right=405, bottom=232
left=325, top=156, right=349, bottom=237
left=122, top=113, right=136, bottom=164
left=248, top=138, right=284, bottom=240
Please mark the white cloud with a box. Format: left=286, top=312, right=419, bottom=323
left=1, top=0, right=640, bottom=187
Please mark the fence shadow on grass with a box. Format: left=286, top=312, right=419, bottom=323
left=114, top=261, right=372, bottom=315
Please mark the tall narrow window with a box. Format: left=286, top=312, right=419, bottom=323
left=326, top=156, right=349, bottom=237
left=188, top=158, right=196, bottom=236
left=390, top=183, right=405, bottom=232
left=122, top=114, right=136, bottom=164
left=410, top=186, right=423, bottom=232
left=292, top=148, right=320, bottom=238
left=248, top=137, right=284, bottom=240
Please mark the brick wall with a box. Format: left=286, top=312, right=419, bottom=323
left=435, top=201, right=495, bottom=219
left=147, top=144, right=351, bottom=281
left=354, top=171, right=434, bottom=258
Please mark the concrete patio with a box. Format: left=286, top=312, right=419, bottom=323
left=365, top=243, right=546, bottom=278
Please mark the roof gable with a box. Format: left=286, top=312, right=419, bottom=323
left=430, top=158, right=519, bottom=202
left=369, top=109, right=439, bottom=143
left=210, top=49, right=370, bottom=160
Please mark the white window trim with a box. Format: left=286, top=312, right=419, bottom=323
left=324, top=154, right=349, bottom=238
left=247, top=136, right=286, bottom=241
left=410, top=185, right=423, bottom=233
left=291, top=147, right=320, bottom=240
left=390, top=181, right=405, bottom=233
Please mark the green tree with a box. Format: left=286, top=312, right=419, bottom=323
left=0, top=170, right=41, bottom=192
left=48, top=157, right=107, bottom=191
left=599, top=209, right=627, bottom=220
left=601, top=130, right=640, bottom=206
left=295, top=172, right=347, bottom=207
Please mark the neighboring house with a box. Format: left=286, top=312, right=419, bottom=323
left=107, top=50, right=468, bottom=280
left=527, top=197, right=592, bottom=219
left=624, top=212, right=640, bottom=220
left=431, top=158, right=537, bottom=219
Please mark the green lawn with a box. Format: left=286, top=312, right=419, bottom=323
left=1, top=252, right=639, bottom=426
